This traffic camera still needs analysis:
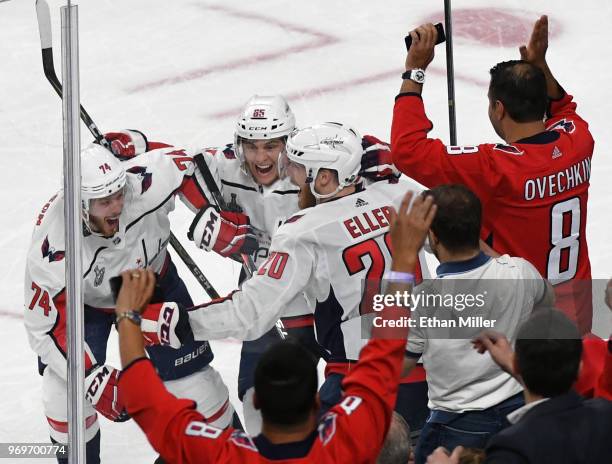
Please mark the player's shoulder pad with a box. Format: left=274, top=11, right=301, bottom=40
left=124, top=147, right=195, bottom=202
left=201, top=143, right=237, bottom=160
left=27, top=194, right=66, bottom=292
left=197, top=144, right=241, bottom=177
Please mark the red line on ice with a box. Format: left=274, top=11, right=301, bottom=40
left=0, top=309, right=23, bottom=320
left=208, top=67, right=489, bottom=119
left=129, top=5, right=339, bottom=93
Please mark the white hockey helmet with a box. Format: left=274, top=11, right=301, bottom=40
left=283, top=122, right=363, bottom=199
left=234, top=95, right=296, bottom=165
left=80, top=144, right=127, bottom=223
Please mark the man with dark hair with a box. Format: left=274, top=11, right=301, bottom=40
left=465, top=310, right=612, bottom=463
left=392, top=15, right=595, bottom=334
left=424, top=184, right=481, bottom=251
left=403, top=184, right=554, bottom=464
left=488, top=60, right=548, bottom=125
left=114, top=191, right=436, bottom=463
left=253, top=341, right=318, bottom=428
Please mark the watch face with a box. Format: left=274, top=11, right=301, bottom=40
left=414, top=70, right=425, bottom=83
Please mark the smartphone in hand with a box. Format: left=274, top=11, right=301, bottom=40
left=405, top=22, right=446, bottom=51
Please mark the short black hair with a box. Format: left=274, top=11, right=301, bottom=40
left=515, top=309, right=582, bottom=397
left=489, top=60, right=547, bottom=122
left=254, top=340, right=318, bottom=426
left=424, top=184, right=481, bottom=251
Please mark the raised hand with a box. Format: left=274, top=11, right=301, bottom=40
left=519, top=15, right=549, bottom=68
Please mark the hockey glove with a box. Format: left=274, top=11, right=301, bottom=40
left=85, top=364, right=130, bottom=422
left=359, top=135, right=400, bottom=183
left=188, top=206, right=258, bottom=257
left=104, top=129, right=148, bottom=159
left=140, top=302, right=193, bottom=348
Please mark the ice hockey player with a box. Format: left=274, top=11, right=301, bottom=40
left=24, top=141, right=234, bottom=463
left=115, top=189, right=437, bottom=463
left=153, top=122, right=429, bottom=427
left=187, top=94, right=399, bottom=433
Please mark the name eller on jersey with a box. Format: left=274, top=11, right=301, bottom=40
left=524, top=156, right=591, bottom=201
left=343, top=206, right=393, bottom=239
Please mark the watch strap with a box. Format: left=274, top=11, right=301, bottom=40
left=115, top=310, right=142, bottom=327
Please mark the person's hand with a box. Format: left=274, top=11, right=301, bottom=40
left=85, top=364, right=130, bottom=422
left=188, top=207, right=258, bottom=257
left=104, top=129, right=148, bottom=159
left=426, top=446, right=463, bottom=463
left=359, top=135, right=400, bottom=183
left=389, top=191, right=436, bottom=271
left=519, top=15, right=548, bottom=68
left=115, top=269, right=156, bottom=314
left=472, top=330, right=515, bottom=375
left=405, top=23, right=438, bottom=71
left=605, top=278, right=612, bottom=310
left=140, top=302, right=194, bottom=348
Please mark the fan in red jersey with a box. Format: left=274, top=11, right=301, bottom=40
left=391, top=16, right=594, bottom=334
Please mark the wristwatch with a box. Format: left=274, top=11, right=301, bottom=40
left=402, top=68, right=426, bottom=84
left=115, top=310, right=142, bottom=327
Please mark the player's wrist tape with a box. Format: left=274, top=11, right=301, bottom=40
left=115, top=310, right=142, bottom=327
left=383, top=271, right=415, bottom=283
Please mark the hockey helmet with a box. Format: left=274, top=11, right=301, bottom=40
left=234, top=95, right=296, bottom=167
left=80, top=144, right=127, bottom=224
left=282, top=122, right=363, bottom=199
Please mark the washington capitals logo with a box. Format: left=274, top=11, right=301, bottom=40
left=223, top=144, right=237, bottom=159
left=317, top=412, right=337, bottom=446
left=319, top=136, right=345, bottom=150
left=494, top=144, right=524, bottom=156
left=229, top=431, right=257, bottom=452
left=127, top=166, right=152, bottom=194
left=548, top=118, right=575, bottom=134
left=41, top=236, right=65, bottom=263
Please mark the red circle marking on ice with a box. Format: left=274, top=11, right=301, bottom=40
left=423, top=9, right=561, bottom=47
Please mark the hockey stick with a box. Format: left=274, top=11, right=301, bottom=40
left=444, top=0, right=457, bottom=145
left=193, top=154, right=287, bottom=339
left=35, top=0, right=220, bottom=300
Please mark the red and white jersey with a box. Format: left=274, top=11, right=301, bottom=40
left=119, top=318, right=408, bottom=464
left=186, top=177, right=427, bottom=364
left=24, top=147, right=209, bottom=378
left=391, top=91, right=594, bottom=331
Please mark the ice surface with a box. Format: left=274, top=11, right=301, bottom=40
left=1, top=0, right=610, bottom=462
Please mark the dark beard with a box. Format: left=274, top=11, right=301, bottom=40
left=298, top=185, right=316, bottom=209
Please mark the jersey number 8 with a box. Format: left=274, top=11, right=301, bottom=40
left=547, top=197, right=580, bottom=283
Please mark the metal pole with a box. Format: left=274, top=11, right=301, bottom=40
left=444, top=0, right=457, bottom=145
left=61, top=3, right=86, bottom=463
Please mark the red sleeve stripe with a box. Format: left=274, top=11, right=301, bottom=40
left=47, top=414, right=98, bottom=433
left=148, top=142, right=172, bottom=150
left=188, top=291, right=239, bottom=311
left=180, top=177, right=209, bottom=210
left=204, top=399, right=230, bottom=424
left=280, top=314, right=314, bottom=329
left=49, top=291, right=94, bottom=371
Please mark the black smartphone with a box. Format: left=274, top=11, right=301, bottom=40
left=109, top=273, right=164, bottom=303
left=404, top=22, right=446, bottom=51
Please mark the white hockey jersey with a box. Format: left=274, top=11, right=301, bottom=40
left=24, top=147, right=209, bottom=378
left=186, top=177, right=428, bottom=364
